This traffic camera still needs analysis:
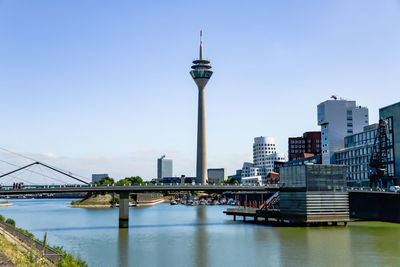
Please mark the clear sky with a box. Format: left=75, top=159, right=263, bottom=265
left=1, top=0, right=400, bottom=183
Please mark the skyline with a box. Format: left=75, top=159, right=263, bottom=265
left=1, top=0, right=400, bottom=182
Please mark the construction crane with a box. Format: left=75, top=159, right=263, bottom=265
left=369, top=119, right=391, bottom=188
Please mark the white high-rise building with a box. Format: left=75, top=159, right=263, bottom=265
left=317, top=97, right=369, bottom=164
left=242, top=136, right=286, bottom=184
left=253, top=136, right=276, bottom=165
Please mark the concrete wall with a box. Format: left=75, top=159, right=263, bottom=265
left=349, top=191, right=400, bottom=222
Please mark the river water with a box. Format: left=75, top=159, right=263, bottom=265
left=0, top=199, right=400, bottom=267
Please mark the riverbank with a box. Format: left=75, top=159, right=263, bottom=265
left=0, top=214, right=87, bottom=266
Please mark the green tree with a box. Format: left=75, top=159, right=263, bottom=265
left=220, top=177, right=239, bottom=185
left=116, top=176, right=143, bottom=185
left=94, top=177, right=115, bottom=185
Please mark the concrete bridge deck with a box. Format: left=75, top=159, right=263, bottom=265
left=0, top=184, right=279, bottom=195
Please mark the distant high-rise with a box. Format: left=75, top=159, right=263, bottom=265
left=157, top=155, right=173, bottom=179
left=317, top=97, right=369, bottom=164
left=92, top=174, right=109, bottom=183
left=190, top=31, right=213, bottom=185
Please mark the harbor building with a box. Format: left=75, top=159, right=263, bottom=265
left=288, top=131, right=321, bottom=161
left=334, top=124, right=378, bottom=186
left=279, top=164, right=349, bottom=224
left=157, top=155, right=173, bottom=179
left=92, top=174, right=109, bottom=183
left=207, top=168, right=227, bottom=184
left=190, top=31, right=213, bottom=185
left=317, top=96, right=369, bottom=164
left=379, top=102, right=400, bottom=179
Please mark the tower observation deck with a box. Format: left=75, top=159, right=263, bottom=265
left=190, top=31, right=213, bottom=185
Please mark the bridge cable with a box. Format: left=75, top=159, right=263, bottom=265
left=0, top=147, right=90, bottom=184
left=0, top=159, right=70, bottom=184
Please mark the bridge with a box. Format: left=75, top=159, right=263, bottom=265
left=0, top=149, right=281, bottom=228
left=0, top=184, right=278, bottom=228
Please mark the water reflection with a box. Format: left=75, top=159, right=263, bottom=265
left=195, top=206, right=208, bottom=267
left=118, top=229, right=129, bottom=267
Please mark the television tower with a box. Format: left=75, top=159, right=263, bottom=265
left=190, top=31, right=213, bottom=185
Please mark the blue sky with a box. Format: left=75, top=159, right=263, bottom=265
left=1, top=0, right=400, bottom=183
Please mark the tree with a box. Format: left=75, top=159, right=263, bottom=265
left=94, top=177, right=115, bottom=185
left=220, top=177, right=239, bottom=185
left=116, top=176, right=143, bottom=185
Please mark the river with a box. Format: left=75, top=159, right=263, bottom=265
left=0, top=199, right=399, bottom=267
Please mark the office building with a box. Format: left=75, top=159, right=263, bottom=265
left=379, top=102, right=400, bottom=179
left=207, top=168, right=227, bottom=184
left=241, top=176, right=262, bottom=185
left=242, top=136, right=286, bottom=184
left=284, top=154, right=322, bottom=167
left=317, top=97, right=369, bottom=164
left=288, top=131, right=321, bottom=161
left=190, top=31, right=213, bottom=185
left=92, top=174, right=109, bottom=183
left=334, top=124, right=378, bottom=186
left=157, top=155, right=173, bottom=179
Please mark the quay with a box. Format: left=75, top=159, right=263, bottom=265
left=225, top=164, right=351, bottom=226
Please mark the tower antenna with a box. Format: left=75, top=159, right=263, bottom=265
left=200, top=30, right=203, bottom=60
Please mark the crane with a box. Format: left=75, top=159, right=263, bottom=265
left=369, top=119, right=391, bottom=188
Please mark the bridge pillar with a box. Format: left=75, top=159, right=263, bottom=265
left=119, top=192, right=129, bottom=228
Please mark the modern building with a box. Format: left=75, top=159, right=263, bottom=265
left=207, top=168, right=227, bottom=184
left=334, top=124, right=378, bottom=186
left=279, top=164, right=349, bottom=224
left=288, top=131, right=321, bottom=161
left=228, top=170, right=242, bottom=183
left=317, top=97, right=369, bottom=164
left=92, top=174, right=109, bottom=183
left=379, top=102, right=400, bottom=179
left=273, top=160, right=286, bottom=173
left=241, top=176, right=262, bottom=185
left=242, top=136, right=286, bottom=184
left=284, top=154, right=322, bottom=167
left=253, top=136, right=276, bottom=166
left=190, top=31, right=213, bottom=185
left=157, top=155, right=173, bottom=179
left=241, top=162, right=260, bottom=178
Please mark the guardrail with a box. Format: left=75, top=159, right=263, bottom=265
left=0, top=183, right=278, bottom=191
left=0, top=220, right=63, bottom=263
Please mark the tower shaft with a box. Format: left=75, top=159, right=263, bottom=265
left=196, top=86, right=207, bottom=184
left=190, top=31, right=212, bottom=185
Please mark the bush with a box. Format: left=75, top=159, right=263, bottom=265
left=110, top=197, right=119, bottom=205
left=5, top=218, right=15, bottom=227
left=0, top=214, right=5, bottom=222
left=17, top=227, right=34, bottom=238
left=53, top=245, right=87, bottom=267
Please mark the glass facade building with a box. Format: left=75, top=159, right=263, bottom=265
left=157, top=155, right=173, bottom=179
left=334, top=124, right=378, bottom=186
left=379, top=102, right=400, bottom=179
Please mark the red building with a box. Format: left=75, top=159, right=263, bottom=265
left=288, top=131, right=321, bottom=161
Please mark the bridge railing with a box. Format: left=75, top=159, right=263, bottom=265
left=0, top=183, right=282, bottom=191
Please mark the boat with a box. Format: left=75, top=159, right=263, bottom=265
left=199, top=199, right=207, bottom=205
left=129, top=201, right=137, bottom=207
left=170, top=199, right=178, bottom=205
